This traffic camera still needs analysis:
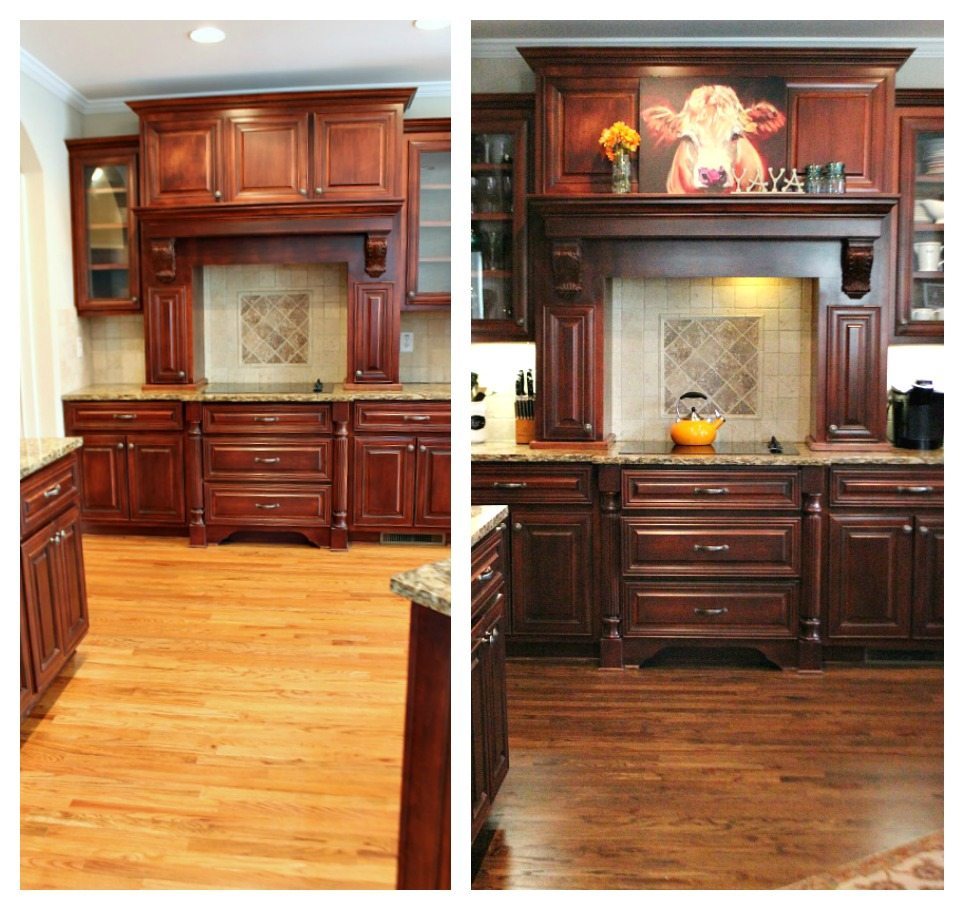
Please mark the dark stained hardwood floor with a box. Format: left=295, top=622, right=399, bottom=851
left=473, top=659, right=943, bottom=890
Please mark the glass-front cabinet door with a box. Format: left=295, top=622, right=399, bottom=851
left=404, top=130, right=450, bottom=308
left=896, top=103, right=943, bottom=339
left=472, top=98, right=531, bottom=341
left=67, top=136, right=140, bottom=314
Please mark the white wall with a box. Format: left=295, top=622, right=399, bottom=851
left=20, top=72, right=91, bottom=437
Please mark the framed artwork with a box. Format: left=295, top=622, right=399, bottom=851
left=639, top=77, right=788, bottom=194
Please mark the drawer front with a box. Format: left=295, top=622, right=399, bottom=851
left=202, top=404, right=332, bottom=435
left=353, top=402, right=451, bottom=433
left=21, top=455, right=80, bottom=537
left=472, top=524, right=507, bottom=618
left=472, top=464, right=594, bottom=505
left=64, top=400, right=183, bottom=431
left=623, top=581, right=798, bottom=637
left=205, top=484, right=331, bottom=525
left=829, top=466, right=944, bottom=507
left=622, top=469, right=800, bottom=510
left=203, top=438, right=332, bottom=482
left=622, top=517, right=800, bottom=575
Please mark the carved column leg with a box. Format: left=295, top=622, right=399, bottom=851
left=185, top=401, right=206, bottom=546
left=597, top=465, right=623, bottom=669
left=331, top=401, right=350, bottom=550
left=799, top=478, right=824, bottom=672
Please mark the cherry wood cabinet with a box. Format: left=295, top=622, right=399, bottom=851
left=66, top=136, right=140, bottom=314
left=145, top=286, right=194, bottom=385
left=224, top=111, right=310, bottom=204
left=141, top=112, right=224, bottom=206
left=471, top=95, right=533, bottom=340
left=352, top=437, right=416, bottom=527
left=404, top=119, right=450, bottom=309
left=893, top=90, right=943, bottom=339
left=21, top=451, right=90, bottom=721
left=349, top=284, right=397, bottom=385
left=313, top=109, right=400, bottom=200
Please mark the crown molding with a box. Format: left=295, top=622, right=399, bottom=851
left=21, top=47, right=451, bottom=117
left=472, top=36, right=945, bottom=60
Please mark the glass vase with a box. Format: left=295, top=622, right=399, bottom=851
left=611, top=146, right=632, bottom=194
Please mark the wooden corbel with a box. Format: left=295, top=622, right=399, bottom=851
left=365, top=233, right=389, bottom=278
left=550, top=240, right=583, bottom=297
left=149, top=238, right=177, bottom=283
left=841, top=238, right=875, bottom=299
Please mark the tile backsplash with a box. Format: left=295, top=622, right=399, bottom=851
left=608, top=277, right=813, bottom=442
left=86, top=314, right=145, bottom=385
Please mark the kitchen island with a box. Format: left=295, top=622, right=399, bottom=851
left=391, top=559, right=451, bottom=890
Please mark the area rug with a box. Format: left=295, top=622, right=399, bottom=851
left=782, top=831, right=943, bottom=889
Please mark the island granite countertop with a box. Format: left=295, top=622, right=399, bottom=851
left=471, top=505, right=508, bottom=546
left=20, top=438, right=83, bottom=480
left=391, top=560, right=451, bottom=617
left=63, top=381, right=451, bottom=403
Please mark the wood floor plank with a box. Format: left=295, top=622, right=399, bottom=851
left=473, top=661, right=943, bottom=890
left=21, top=534, right=448, bottom=890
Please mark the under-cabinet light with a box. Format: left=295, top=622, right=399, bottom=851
left=413, top=20, right=449, bottom=30
left=189, top=26, right=226, bottom=44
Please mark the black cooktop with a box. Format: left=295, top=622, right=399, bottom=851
left=203, top=381, right=332, bottom=395
left=618, top=438, right=798, bottom=456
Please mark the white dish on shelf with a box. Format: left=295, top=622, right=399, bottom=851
left=920, top=199, right=945, bottom=221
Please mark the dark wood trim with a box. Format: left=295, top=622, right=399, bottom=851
left=896, top=89, right=944, bottom=107
left=128, top=87, right=417, bottom=115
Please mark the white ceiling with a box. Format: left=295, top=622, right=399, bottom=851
left=20, top=20, right=451, bottom=112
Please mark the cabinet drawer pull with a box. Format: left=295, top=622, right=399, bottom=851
left=253, top=416, right=279, bottom=423
left=253, top=456, right=281, bottom=464
left=693, top=487, right=729, bottom=495
left=694, top=607, right=728, bottom=616
left=493, top=481, right=527, bottom=489
left=693, top=544, right=730, bottom=553
left=255, top=502, right=282, bottom=510
left=42, top=484, right=62, bottom=499
left=402, top=415, right=431, bottom=422
left=896, top=485, right=935, bottom=494
left=486, top=625, right=500, bottom=644
left=113, top=413, right=138, bottom=420
left=477, top=566, right=495, bottom=583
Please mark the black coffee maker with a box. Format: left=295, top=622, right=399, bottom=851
left=888, top=380, right=944, bottom=450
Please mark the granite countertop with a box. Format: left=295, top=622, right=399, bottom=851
left=63, top=382, right=451, bottom=403
left=471, top=441, right=944, bottom=466
left=391, top=560, right=451, bottom=617
left=21, top=438, right=83, bottom=480
left=471, top=505, right=508, bottom=546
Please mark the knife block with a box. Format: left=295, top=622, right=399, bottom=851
left=515, top=417, right=535, bottom=444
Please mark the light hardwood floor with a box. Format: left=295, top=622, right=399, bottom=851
left=21, top=534, right=448, bottom=890
left=474, top=660, right=944, bottom=890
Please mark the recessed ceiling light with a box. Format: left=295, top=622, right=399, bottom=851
left=189, top=26, right=226, bottom=44
left=413, top=20, right=449, bottom=30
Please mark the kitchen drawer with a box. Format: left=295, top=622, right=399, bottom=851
left=472, top=464, right=594, bottom=505
left=203, top=438, right=332, bottom=482
left=622, top=517, right=800, bottom=576
left=353, top=402, right=451, bottom=433
left=622, top=468, right=800, bottom=510
left=829, top=466, right=943, bottom=507
left=472, top=524, right=507, bottom=619
left=204, top=484, right=331, bottom=525
left=21, top=455, right=80, bottom=538
left=64, top=400, right=183, bottom=431
left=622, top=580, right=798, bottom=637
left=202, top=404, right=332, bottom=435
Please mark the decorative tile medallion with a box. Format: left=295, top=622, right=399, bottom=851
left=662, top=316, right=761, bottom=415
left=239, top=292, right=311, bottom=365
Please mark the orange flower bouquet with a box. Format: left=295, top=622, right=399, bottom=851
left=598, top=121, right=641, bottom=161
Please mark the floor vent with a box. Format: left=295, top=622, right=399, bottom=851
left=380, top=532, right=446, bottom=546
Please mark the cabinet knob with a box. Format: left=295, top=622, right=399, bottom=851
left=902, top=524, right=914, bottom=534
left=419, top=444, right=426, bottom=452
left=131, top=295, right=139, bottom=304
left=299, top=187, right=308, bottom=196
left=516, top=318, right=525, bottom=326
left=920, top=526, right=930, bottom=535
left=128, top=442, right=135, bottom=451
left=829, top=424, right=839, bottom=432
left=407, top=291, right=416, bottom=299
left=213, top=190, right=222, bottom=200
left=496, top=523, right=506, bottom=532
left=355, top=370, right=363, bottom=379
left=177, top=370, right=186, bottom=379
left=116, top=442, right=125, bottom=450
left=584, top=423, right=593, bottom=432
left=315, top=187, right=324, bottom=195
left=407, top=444, right=415, bottom=452
left=513, top=522, right=522, bottom=531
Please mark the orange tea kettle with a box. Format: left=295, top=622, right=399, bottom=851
left=670, top=391, right=726, bottom=446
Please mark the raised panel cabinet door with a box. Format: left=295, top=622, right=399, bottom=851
left=141, top=114, right=223, bottom=206
left=77, top=434, right=130, bottom=521
left=540, top=304, right=600, bottom=441
left=20, top=527, right=68, bottom=692
left=312, top=110, right=399, bottom=199
left=225, top=112, right=311, bottom=203
left=827, top=515, right=913, bottom=639
left=348, top=283, right=398, bottom=384
left=350, top=437, right=416, bottom=528
left=127, top=434, right=186, bottom=524
left=414, top=438, right=451, bottom=528
left=913, top=515, right=943, bottom=640
left=480, top=596, right=509, bottom=800
left=21, top=592, right=37, bottom=716
left=470, top=631, right=491, bottom=840
left=509, top=509, right=594, bottom=638
left=145, top=286, right=192, bottom=384
left=54, top=508, right=90, bottom=655
left=405, top=134, right=451, bottom=308
left=823, top=307, right=884, bottom=444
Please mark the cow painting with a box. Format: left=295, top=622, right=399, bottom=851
left=642, top=84, right=786, bottom=193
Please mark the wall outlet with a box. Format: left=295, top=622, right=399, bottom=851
left=400, top=332, right=415, bottom=353
left=75, top=336, right=83, bottom=358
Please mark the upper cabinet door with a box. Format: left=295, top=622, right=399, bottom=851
left=404, top=131, right=451, bottom=309
left=141, top=113, right=224, bottom=206
left=225, top=111, right=311, bottom=203
left=312, top=110, right=400, bottom=199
